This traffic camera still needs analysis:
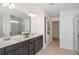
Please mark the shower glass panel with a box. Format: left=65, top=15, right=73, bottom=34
left=73, top=14, right=79, bottom=54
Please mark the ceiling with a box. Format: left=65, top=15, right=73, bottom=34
left=0, top=7, right=29, bottom=19
left=31, top=3, right=79, bottom=17
left=15, top=3, right=79, bottom=18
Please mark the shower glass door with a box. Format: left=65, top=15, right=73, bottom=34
left=73, top=14, right=79, bottom=54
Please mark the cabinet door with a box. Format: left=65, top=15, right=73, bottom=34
left=5, top=43, right=20, bottom=54
left=35, top=36, right=43, bottom=54
left=39, top=36, right=43, bottom=49
left=28, top=38, right=35, bottom=55
left=15, top=47, right=28, bottom=55
left=15, top=41, right=28, bottom=55
left=28, top=39, right=34, bottom=50
left=0, top=48, right=5, bottom=55
left=35, top=37, right=39, bottom=53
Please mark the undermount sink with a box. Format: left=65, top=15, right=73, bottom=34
left=0, top=37, right=10, bottom=42
left=0, top=38, right=4, bottom=43
left=4, top=37, right=10, bottom=41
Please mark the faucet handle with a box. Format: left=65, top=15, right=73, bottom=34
left=4, top=36, right=10, bottom=41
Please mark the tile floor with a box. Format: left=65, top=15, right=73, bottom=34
left=36, top=39, right=74, bottom=55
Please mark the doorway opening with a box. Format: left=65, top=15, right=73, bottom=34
left=52, top=21, right=59, bottom=48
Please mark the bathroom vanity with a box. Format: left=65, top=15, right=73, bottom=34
left=0, top=34, right=43, bottom=55
left=0, top=7, right=43, bottom=55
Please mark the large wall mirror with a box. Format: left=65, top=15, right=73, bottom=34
left=0, top=14, right=4, bottom=37
left=10, top=15, right=25, bottom=36
left=0, top=7, right=31, bottom=37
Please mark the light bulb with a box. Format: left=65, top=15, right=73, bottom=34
left=6, top=3, right=10, bottom=6
left=11, top=3, right=15, bottom=8
left=31, top=14, right=36, bottom=17
left=9, top=6, right=12, bottom=9
left=28, top=12, right=36, bottom=18
left=1, top=3, right=15, bottom=9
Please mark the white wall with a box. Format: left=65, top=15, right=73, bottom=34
left=60, top=8, right=79, bottom=50
left=31, top=17, right=37, bottom=33
left=24, top=17, right=31, bottom=32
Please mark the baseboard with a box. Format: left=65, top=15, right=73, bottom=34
left=52, top=37, right=59, bottom=41
left=43, top=39, right=52, bottom=48
left=52, top=37, right=59, bottom=39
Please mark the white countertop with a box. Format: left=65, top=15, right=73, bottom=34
left=0, top=34, right=43, bottom=48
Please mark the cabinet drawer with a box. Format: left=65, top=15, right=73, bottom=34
left=0, top=48, right=5, bottom=55
left=15, top=47, right=28, bottom=55
left=5, top=43, right=19, bottom=53
left=29, top=39, right=34, bottom=43
left=28, top=38, right=34, bottom=50
left=34, top=37, right=38, bottom=41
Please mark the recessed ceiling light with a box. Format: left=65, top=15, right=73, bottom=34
left=49, top=3, right=54, bottom=5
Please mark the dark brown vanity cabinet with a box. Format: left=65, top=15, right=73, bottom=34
left=35, top=37, right=39, bottom=53
left=0, top=48, right=5, bottom=55
left=38, top=36, right=43, bottom=50
left=5, top=40, right=28, bottom=55
left=35, top=36, right=43, bottom=54
left=28, top=38, right=35, bottom=55
left=15, top=41, right=28, bottom=55
left=15, top=46, right=28, bottom=55
left=5, top=43, right=20, bottom=55
left=6, top=50, right=16, bottom=55
left=0, top=35, right=43, bottom=55
left=28, top=35, right=43, bottom=55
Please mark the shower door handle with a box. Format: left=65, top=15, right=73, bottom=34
left=78, top=34, right=79, bottom=38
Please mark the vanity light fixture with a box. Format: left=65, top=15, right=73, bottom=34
left=9, top=20, right=20, bottom=23
left=28, top=12, right=36, bottom=18
left=0, top=3, right=15, bottom=9
left=31, top=14, right=36, bottom=18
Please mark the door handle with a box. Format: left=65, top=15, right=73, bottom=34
left=78, top=34, right=79, bottom=37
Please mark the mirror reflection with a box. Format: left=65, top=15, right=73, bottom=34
left=0, top=7, right=31, bottom=37
left=10, top=15, right=25, bottom=36
left=0, top=14, right=4, bottom=37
